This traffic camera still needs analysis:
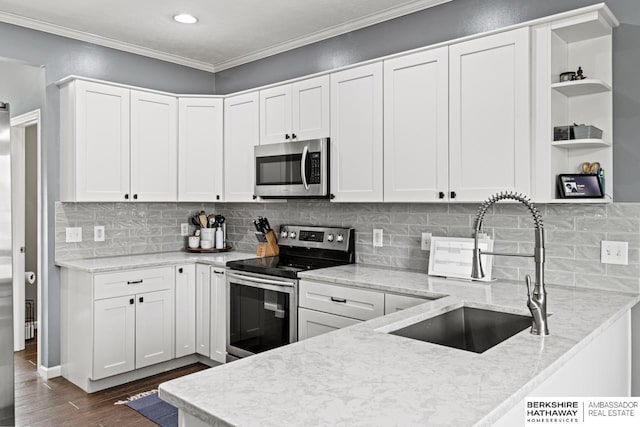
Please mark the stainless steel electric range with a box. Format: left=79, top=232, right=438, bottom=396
left=225, top=225, right=355, bottom=361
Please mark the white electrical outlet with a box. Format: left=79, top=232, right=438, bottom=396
left=373, top=229, right=383, bottom=247
left=94, top=226, right=105, bottom=242
left=180, top=223, right=189, bottom=236
left=601, top=240, right=628, bottom=265
left=65, top=227, right=82, bottom=243
left=421, top=232, right=432, bottom=251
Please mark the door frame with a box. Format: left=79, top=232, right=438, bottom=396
left=10, top=109, right=42, bottom=372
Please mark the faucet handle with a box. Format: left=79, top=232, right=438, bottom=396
left=525, top=274, right=532, bottom=298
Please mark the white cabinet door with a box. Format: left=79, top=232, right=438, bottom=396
left=449, top=28, right=531, bottom=202
left=292, top=75, right=330, bottom=141
left=209, top=268, right=226, bottom=364
left=298, top=308, right=360, bottom=340
left=384, top=293, right=430, bottom=314
left=330, top=62, right=384, bottom=202
left=93, top=295, right=135, bottom=379
left=195, top=264, right=211, bottom=357
left=72, top=80, right=130, bottom=202
left=135, top=289, right=174, bottom=368
left=384, top=48, right=449, bottom=202
left=175, top=265, right=196, bottom=358
left=224, top=92, right=260, bottom=202
left=260, top=85, right=292, bottom=145
left=130, top=90, right=178, bottom=201
left=178, top=98, right=224, bottom=202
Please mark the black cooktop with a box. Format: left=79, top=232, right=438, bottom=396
left=226, top=255, right=347, bottom=279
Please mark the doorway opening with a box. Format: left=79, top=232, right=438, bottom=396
left=11, top=109, right=42, bottom=374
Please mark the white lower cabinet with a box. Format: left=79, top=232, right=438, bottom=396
left=195, top=265, right=211, bottom=357
left=209, top=268, right=227, bottom=363
left=93, top=295, right=135, bottom=379
left=61, top=266, right=176, bottom=390
left=175, top=265, right=196, bottom=358
left=135, top=289, right=174, bottom=368
left=298, top=307, right=360, bottom=340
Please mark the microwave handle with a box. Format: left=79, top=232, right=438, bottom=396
left=301, top=145, right=309, bottom=190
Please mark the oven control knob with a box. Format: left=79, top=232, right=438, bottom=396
left=327, top=234, right=334, bottom=242
left=337, top=234, right=344, bottom=243
left=289, top=231, right=297, bottom=239
left=281, top=230, right=288, bottom=239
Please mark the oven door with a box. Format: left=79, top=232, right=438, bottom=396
left=254, top=138, right=328, bottom=198
left=226, top=271, right=298, bottom=359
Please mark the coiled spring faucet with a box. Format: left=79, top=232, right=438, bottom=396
left=471, top=191, right=549, bottom=336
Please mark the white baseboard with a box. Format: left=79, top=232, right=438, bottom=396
left=38, top=364, right=61, bottom=379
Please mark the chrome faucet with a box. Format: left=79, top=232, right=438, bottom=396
left=471, top=191, right=549, bottom=336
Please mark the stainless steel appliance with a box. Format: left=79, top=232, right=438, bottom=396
left=254, top=138, right=329, bottom=199
left=0, top=102, right=14, bottom=425
left=226, top=225, right=355, bottom=361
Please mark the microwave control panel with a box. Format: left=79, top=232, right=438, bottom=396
left=309, top=152, right=321, bottom=184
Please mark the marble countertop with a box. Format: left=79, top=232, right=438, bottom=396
left=55, top=251, right=257, bottom=272
left=159, top=264, right=640, bottom=426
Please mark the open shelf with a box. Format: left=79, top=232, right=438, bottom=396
left=551, top=139, right=610, bottom=149
left=551, top=79, right=611, bottom=96
left=551, top=10, right=617, bottom=43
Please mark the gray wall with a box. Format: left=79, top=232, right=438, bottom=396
left=0, top=21, right=215, bottom=367
left=214, top=0, right=640, bottom=202
left=0, top=60, right=44, bottom=117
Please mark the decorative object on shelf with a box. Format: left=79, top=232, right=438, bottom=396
left=559, top=71, right=576, bottom=82
left=553, top=123, right=603, bottom=141
left=557, top=174, right=604, bottom=198
left=580, top=162, right=601, bottom=174
left=575, top=66, right=586, bottom=80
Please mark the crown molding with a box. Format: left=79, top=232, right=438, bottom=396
left=211, top=0, right=451, bottom=71
left=0, top=10, right=216, bottom=72
left=0, top=0, right=450, bottom=73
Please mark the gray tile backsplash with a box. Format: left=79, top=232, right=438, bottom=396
left=55, top=201, right=640, bottom=293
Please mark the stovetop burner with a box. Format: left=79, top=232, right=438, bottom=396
left=226, top=225, right=355, bottom=279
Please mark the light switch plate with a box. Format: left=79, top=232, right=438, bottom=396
left=180, top=223, right=189, bottom=236
left=94, top=226, right=105, bottom=242
left=373, top=229, right=383, bottom=247
left=421, top=232, right=432, bottom=251
left=601, top=240, right=628, bottom=265
left=65, top=227, right=82, bottom=243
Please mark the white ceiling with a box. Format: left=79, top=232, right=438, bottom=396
left=0, top=0, right=450, bottom=72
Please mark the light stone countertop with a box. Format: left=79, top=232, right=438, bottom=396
left=159, top=264, right=640, bottom=427
left=55, top=251, right=257, bottom=272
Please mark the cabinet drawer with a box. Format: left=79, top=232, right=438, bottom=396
left=94, top=267, right=174, bottom=300
left=299, top=280, right=384, bottom=321
left=298, top=308, right=360, bottom=340
left=385, top=293, right=430, bottom=314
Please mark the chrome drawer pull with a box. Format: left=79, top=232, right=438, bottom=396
left=330, top=297, right=347, bottom=303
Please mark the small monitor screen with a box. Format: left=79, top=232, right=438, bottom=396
left=557, top=174, right=603, bottom=198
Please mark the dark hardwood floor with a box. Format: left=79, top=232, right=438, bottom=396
left=14, top=335, right=208, bottom=426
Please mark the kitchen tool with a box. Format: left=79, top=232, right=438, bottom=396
left=200, top=240, right=213, bottom=249
left=255, top=232, right=268, bottom=243
left=191, top=215, right=201, bottom=228
left=208, top=214, right=216, bottom=228
left=198, top=211, right=208, bottom=229
left=188, top=236, right=200, bottom=249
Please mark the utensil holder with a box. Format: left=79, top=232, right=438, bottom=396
left=256, top=230, right=279, bottom=257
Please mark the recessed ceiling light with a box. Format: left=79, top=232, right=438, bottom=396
left=174, top=14, right=198, bottom=24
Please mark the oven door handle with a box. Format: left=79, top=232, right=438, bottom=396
left=228, top=272, right=296, bottom=288
left=301, top=145, right=309, bottom=190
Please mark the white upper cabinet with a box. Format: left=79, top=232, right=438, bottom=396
left=383, top=47, right=449, bottom=202
left=178, top=98, right=224, bottom=202
left=130, top=90, right=178, bottom=201
left=60, top=80, right=131, bottom=202
left=291, top=75, right=330, bottom=141
left=260, top=85, right=292, bottom=144
left=224, top=92, right=260, bottom=202
left=330, top=63, right=384, bottom=202
left=259, top=75, right=330, bottom=144
left=449, top=28, right=531, bottom=202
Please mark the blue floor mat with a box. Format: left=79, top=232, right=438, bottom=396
left=125, top=392, right=177, bottom=427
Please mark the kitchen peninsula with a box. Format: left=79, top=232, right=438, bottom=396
left=159, top=265, right=639, bottom=426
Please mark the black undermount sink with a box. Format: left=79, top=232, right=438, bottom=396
left=389, top=306, right=532, bottom=354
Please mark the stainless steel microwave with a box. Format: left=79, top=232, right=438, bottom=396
left=254, top=138, right=329, bottom=199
